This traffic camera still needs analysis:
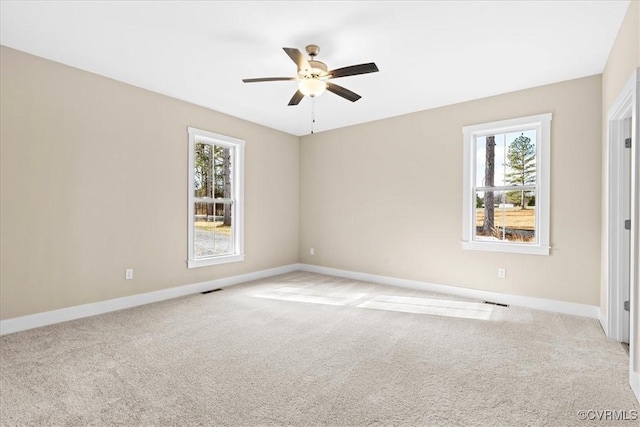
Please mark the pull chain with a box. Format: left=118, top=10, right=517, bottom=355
left=311, top=96, right=316, bottom=134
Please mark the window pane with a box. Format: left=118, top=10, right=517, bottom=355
left=214, top=202, right=233, bottom=255
left=475, top=190, right=505, bottom=240
left=194, top=202, right=233, bottom=258
left=214, top=146, right=232, bottom=199
left=475, top=134, right=506, bottom=187
left=474, top=190, right=536, bottom=243
left=193, top=142, right=235, bottom=259
left=503, top=130, right=536, bottom=187
left=194, top=142, right=215, bottom=198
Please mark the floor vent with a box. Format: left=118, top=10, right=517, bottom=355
left=201, top=288, right=223, bottom=295
left=484, top=301, right=509, bottom=308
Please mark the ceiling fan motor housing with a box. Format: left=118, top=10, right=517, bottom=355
left=297, top=45, right=327, bottom=78
left=299, top=60, right=328, bottom=79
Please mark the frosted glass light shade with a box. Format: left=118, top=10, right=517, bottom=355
left=298, top=78, right=326, bottom=97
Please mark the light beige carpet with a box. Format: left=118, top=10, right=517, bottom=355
left=1, top=271, right=638, bottom=426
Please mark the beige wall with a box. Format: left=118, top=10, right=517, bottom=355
left=600, top=0, right=640, bottom=373
left=0, top=46, right=299, bottom=319
left=300, top=75, right=602, bottom=306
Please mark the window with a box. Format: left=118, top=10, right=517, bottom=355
left=462, top=113, right=551, bottom=255
left=187, top=127, right=245, bottom=268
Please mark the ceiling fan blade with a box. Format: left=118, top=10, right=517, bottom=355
left=288, top=90, right=305, bottom=106
left=328, top=63, right=379, bottom=79
left=242, top=77, right=297, bottom=83
left=283, top=47, right=311, bottom=73
left=326, top=82, right=361, bottom=102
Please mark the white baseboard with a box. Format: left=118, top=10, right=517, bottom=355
left=0, top=262, right=602, bottom=336
left=0, top=263, right=301, bottom=336
left=631, top=370, right=640, bottom=403
left=299, top=264, right=599, bottom=319
left=598, top=308, right=609, bottom=335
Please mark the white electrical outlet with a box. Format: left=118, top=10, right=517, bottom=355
left=310, top=248, right=315, bottom=255
left=498, top=268, right=506, bottom=279
left=125, top=269, right=134, bottom=280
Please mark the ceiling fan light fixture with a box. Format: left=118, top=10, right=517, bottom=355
left=298, top=77, right=326, bottom=97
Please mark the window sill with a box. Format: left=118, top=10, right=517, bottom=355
left=461, top=241, right=550, bottom=256
left=187, top=254, right=245, bottom=269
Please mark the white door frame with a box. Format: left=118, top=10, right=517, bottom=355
left=607, top=72, right=636, bottom=343
left=606, top=68, right=639, bottom=396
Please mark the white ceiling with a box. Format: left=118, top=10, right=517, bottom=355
left=0, top=1, right=630, bottom=136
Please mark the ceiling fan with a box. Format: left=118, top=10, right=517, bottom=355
left=242, top=45, right=379, bottom=106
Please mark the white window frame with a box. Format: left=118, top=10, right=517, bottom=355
left=187, top=127, right=245, bottom=268
left=461, top=113, right=551, bottom=255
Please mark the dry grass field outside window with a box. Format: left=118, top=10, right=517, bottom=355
left=475, top=207, right=536, bottom=242
left=475, top=207, right=535, bottom=230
